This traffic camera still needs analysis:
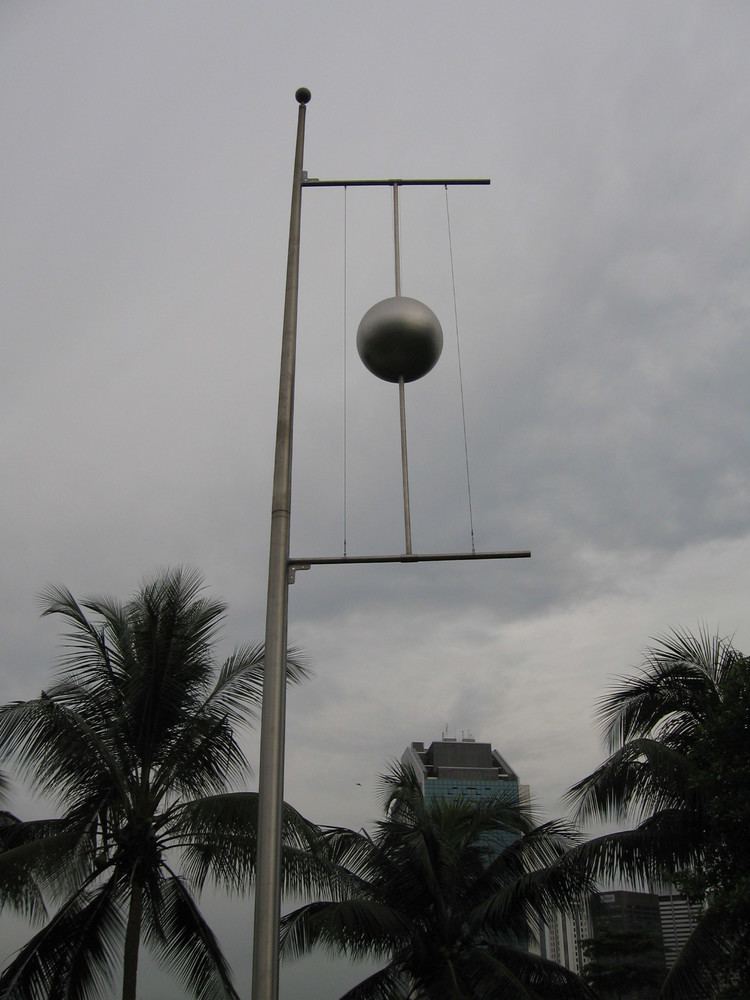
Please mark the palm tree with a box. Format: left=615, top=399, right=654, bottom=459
left=0, top=568, right=317, bottom=1000
left=281, top=764, right=596, bottom=999
left=567, top=629, right=750, bottom=998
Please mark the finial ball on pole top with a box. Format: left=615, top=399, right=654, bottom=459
left=295, top=87, right=312, bottom=104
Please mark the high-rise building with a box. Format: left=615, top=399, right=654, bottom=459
left=543, top=890, right=674, bottom=987
left=539, top=907, right=590, bottom=975
left=658, top=892, right=702, bottom=968
left=542, top=888, right=702, bottom=986
left=402, top=735, right=525, bottom=854
left=589, top=890, right=665, bottom=941
left=402, top=735, right=521, bottom=808
left=586, top=890, right=667, bottom=1000
left=402, top=734, right=529, bottom=949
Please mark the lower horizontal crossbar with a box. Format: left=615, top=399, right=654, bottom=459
left=288, top=550, right=530, bottom=568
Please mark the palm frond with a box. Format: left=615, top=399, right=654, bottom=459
left=0, top=696, right=130, bottom=812
left=566, top=738, right=699, bottom=824
left=125, top=572, right=226, bottom=769
left=599, top=629, right=735, bottom=751
left=457, top=946, right=537, bottom=1000
left=488, top=816, right=581, bottom=875
left=131, top=568, right=225, bottom=678
left=374, top=825, right=445, bottom=913
left=152, top=711, right=251, bottom=802
left=39, top=585, right=114, bottom=677
left=469, top=942, right=596, bottom=999
left=143, top=867, right=239, bottom=1000
left=471, top=837, right=594, bottom=935
left=660, top=903, right=730, bottom=1000
left=204, top=643, right=308, bottom=723
left=565, top=813, right=702, bottom=889
left=0, top=815, right=49, bottom=921
left=377, top=763, right=431, bottom=831
left=176, top=792, right=328, bottom=896
left=0, top=812, right=108, bottom=919
left=0, top=876, right=123, bottom=1000
left=149, top=645, right=306, bottom=803
left=338, top=961, right=412, bottom=1000
left=315, top=827, right=383, bottom=896
left=280, top=899, right=412, bottom=961
left=40, top=587, right=123, bottom=677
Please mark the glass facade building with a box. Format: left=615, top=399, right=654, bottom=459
left=401, top=736, right=522, bottom=853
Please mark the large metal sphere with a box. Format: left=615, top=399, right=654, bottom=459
left=356, top=296, right=443, bottom=383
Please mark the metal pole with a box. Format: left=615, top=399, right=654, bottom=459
left=252, top=87, right=310, bottom=1000
left=392, top=184, right=413, bottom=554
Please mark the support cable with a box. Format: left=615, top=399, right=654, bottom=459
left=444, top=185, right=476, bottom=553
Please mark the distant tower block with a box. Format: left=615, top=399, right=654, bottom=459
left=357, top=296, right=443, bottom=383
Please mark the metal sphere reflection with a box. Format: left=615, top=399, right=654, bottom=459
left=356, top=296, right=443, bottom=383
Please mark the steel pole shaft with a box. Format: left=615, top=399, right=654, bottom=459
left=252, top=90, right=309, bottom=1000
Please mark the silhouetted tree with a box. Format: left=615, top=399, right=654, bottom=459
left=582, top=928, right=665, bottom=1000
left=282, top=763, right=596, bottom=999
left=0, top=569, right=316, bottom=1000
left=568, top=630, right=750, bottom=999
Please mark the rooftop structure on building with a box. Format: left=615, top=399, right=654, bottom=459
left=590, top=890, right=665, bottom=940
left=402, top=734, right=522, bottom=806
left=402, top=734, right=527, bottom=861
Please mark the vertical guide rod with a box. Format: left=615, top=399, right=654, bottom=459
left=398, top=376, right=412, bottom=554
left=252, top=89, right=309, bottom=1000
left=392, top=183, right=402, bottom=296
left=392, top=183, right=413, bottom=554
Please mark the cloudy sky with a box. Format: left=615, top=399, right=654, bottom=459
left=3, top=2, right=750, bottom=996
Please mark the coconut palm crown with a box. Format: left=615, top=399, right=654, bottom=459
left=567, top=629, right=750, bottom=999
left=0, top=568, right=315, bottom=1000
left=281, top=763, right=596, bottom=1000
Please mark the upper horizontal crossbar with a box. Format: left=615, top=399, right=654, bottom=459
left=302, top=178, right=491, bottom=188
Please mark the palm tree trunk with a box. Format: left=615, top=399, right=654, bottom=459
left=122, top=869, right=144, bottom=1000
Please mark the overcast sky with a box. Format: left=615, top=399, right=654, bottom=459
left=3, top=2, right=750, bottom=997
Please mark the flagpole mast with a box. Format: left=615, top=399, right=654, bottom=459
left=251, top=92, right=526, bottom=1000
left=252, top=86, right=310, bottom=1000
